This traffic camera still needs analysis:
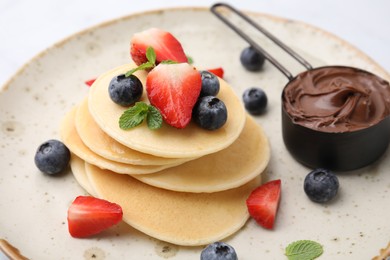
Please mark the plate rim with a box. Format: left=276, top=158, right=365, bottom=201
left=1, top=6, right=389, bottom=93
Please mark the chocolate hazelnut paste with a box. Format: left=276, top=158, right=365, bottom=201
left=283, top=67, right=390, bottom=132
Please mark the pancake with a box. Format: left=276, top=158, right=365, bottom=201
left=75, top=98, right=193, bottom=166
left=88, top=63, right=246, bottom=158
left=69, top=154, right=97, bottom=196
left=85, top=162, right=260, bottom=246
left=60, top=107, right=183, bottom=175
left=133, top=115, right=270, bottom=193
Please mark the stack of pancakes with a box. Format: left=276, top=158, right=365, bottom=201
left=60, top=63, right=270, bottom=246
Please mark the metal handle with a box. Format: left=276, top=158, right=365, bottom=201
left=210, top=3, right=313, bottom=80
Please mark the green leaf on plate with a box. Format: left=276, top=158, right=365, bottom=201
left=285, top=240, right=323, bottom=260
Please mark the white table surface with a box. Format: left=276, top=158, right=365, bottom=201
left=1, top=0, right=390, bottom=88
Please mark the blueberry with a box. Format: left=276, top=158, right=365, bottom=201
left=34, top=140, right=70, bottom=175
left=193, top=96, right=227, bottom=130
left=242, top=87, right=268, bottom=115
left=201, top=242, right=237, bottom=260
left=240, top=46, right=265, bottom=71
left=200, top=71, right=220, bottom=97
left=304, top=168, right=339, bottom=203
left=108, top=74, right=143, bottom=106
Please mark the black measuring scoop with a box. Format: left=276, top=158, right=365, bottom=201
left=211, top=3, right=390, bottom=171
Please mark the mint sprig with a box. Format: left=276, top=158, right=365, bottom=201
left=145, top=46, right=156, bottom=64
left=285, top=240, right=323, bottom=260
left=119, top=102, right=162, bottom=130
left=186, top=55, right=194, bottom=64
left=160, top=60, right=178, bottom=64
left=125, top=47, right=192, bottom=77
left=125, top=47, right=156, bottom=77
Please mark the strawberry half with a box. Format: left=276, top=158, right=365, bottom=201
left=207, top=67, right=224, bottom=78
left=146, top=63, right=201, bottom=128
left=130, top=28, right=188, bottom=66
left=67, top=196, right=123, bottom=238
left=246, top=179, right=281, bottom=229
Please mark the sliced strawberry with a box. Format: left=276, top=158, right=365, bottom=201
left=85, top=78, right=96, bottom=87
left=67, top=196, right=123, bottom=238
left=130, top=28, right=188, bottom=66
left=207, top=67, right=224, bottom=78
left=246, top=179, right=281, bottom=229
left=146, top=63, right=201, bottom=129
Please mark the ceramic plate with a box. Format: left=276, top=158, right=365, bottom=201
left=0, top=7, right=389, bottom=260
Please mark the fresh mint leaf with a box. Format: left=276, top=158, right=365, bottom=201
left=125, top=46, right=157, bottom=77
left=125, top=46, right=187, bottom=77
left=186, top=55, right=194, bottom=64
left=119, top=102, right=162, bottom=130
left=125, top=61, right=154, bottom=77
left=146, top=105, right=162, bottom=130
left=119, top=102, right=149, bottom=129
left=285, top=240, right=323, bottom=260
left=124, top=68, right=137, bottom=77
left=125, top=46, right=182, bottom=77
left=146, top=47, right=156, bottom=64
left=160, top=60, right=178, bottom=65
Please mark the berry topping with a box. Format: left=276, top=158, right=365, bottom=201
left=207, top=67, right=224, bottom=78
left=67, top=196, right=123, bottom=238
left=246, top=179, right=281, bottom=229
left=192, top=96, right=228, bottom=131
left=34, top=139, right=70, bottom=175
left=304, top=168, right=339, bottom=203
left=130, top=28, right=188, bottom=66
left=242, top=87, right=268, bottom=115
left=84, top=78, right=96, bottom=87
left=108, top=74, right=143, bottom=107
left=240, top=46, right=265, bottom=71
left=200, top=70, right=220, bottom=97
left=146, top=62, right=201, bottom=129
left=201, top=242, right=238, bottom=260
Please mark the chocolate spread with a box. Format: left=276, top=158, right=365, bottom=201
left=282, top=66, right=390, bottom=132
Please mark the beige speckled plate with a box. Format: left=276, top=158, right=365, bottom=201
left=0, top=7, right=389, bottom=260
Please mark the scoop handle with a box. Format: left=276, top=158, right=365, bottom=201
left=210, top=3, right=313, bottom=80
